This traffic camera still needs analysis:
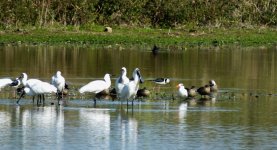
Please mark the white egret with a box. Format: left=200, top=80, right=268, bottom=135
left=79, top=74, right=111, bottom=104
left=115, top=67, right=129, bottom=98
left=177, top=83, right=188, bottom=99
left=119, top=68, right=144, bottom=106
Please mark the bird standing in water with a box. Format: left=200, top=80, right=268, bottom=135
left=79, top=74, right=111, bottom=104
left=177, top=83, right=188, bottom=100
left=119, top=68, right=144, bottom=107
left=51, top=71, right=66, bottom=104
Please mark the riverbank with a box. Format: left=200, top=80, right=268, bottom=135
left=0, top=26, right=276, bottom=48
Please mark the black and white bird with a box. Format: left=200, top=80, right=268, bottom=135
left=152, top=78, right=170, bottom=85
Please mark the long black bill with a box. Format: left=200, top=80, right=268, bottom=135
left=137, top=70, right=144, bottom=83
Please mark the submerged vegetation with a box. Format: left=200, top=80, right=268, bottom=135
left=0, top=0, right=276, bottom=47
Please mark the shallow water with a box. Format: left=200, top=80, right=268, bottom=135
left=1, top=45, right=277, bottom=149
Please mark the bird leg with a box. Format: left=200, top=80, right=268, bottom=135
left=16, top=90, right=25, bottom=104
left=41, top=94, right=45, bottom=106
left=93, top=97, right=97, bottom=108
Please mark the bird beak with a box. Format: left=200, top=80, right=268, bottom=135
left=137, top=70, right=144, bottom=83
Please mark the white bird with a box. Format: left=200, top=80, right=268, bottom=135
left=16, top=73, right=56, bottom=105
left=51, top=71, right=66, bottom=104
left=21, top=81, right=57, bottom=105
left=51, top=71, right=65, bottom=93
left=0, top=78, right=13, bottom=91
left=119, top=68, right=144, bottom=106
left=115, top=67, right=129, bottom=97
left=177, top=83, right=188, bottom=99
left=79, top=74, right=111, bottom=103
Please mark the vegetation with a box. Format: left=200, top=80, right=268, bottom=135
left=0, top=27, right=276, bottom=47
left=0, top=0, right=276, bottom=47
left=0, top=0, right=276, bottom=28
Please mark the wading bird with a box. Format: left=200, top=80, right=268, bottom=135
left=79, top=74, right=111, bottom=104
left=18, top=81, right=57, bottom=105
left=152, top=78, right=170, bottom=85
left=119, top=68, right=144, bottom=107
left=16, top=73, right=55, bottom=105
left=115, top=67, right=129, bottom=98
left=51, top=71, right=66, bottom=104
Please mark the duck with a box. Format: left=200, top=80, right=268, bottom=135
left=209, top=80, right=218, bottom=92
left=186, top=86, right=197, bottom=97
left=137, top=87, right=150, bottom=98
left=152, top=45, right=159, bottom=55
left=197, top=85, right=211, bottom=97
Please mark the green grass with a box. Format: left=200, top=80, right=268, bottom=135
left=0, top=26, right=276, bottom=48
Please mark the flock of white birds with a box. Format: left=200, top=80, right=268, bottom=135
left=0, top=67, right=218, bottom=106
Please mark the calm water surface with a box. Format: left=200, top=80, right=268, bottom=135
left=0, top=45, right=277, bottom=149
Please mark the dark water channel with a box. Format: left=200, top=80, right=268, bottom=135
left=0, top=45, right=277, bottom=149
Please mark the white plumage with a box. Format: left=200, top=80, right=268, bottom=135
left=119, top=68, right=143, bottom=105
left=79, top=74, right=111, bottom=94
left=0, top=78, right=13, bottom=91
left=115, top=67, right=129, bottom=96
left=51, top=71, right=65, bottom=92
left=17, top=73, right=57, bottom=104
left=177, top=83, right=188, bottom=98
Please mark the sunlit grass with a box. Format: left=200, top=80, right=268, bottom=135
left=0, top=26, right=276, bottom=48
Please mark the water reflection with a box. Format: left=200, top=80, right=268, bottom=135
left=0, top=45, right=277, bottom=149
left=1, top=45, right=277, bottom=92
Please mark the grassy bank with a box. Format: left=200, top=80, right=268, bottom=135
left=0, top=26, right=276, bottom=48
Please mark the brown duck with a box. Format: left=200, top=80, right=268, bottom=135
left=197, top=85, right=211, bottom=97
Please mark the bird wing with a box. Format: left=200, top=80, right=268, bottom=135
left=119, top=81, right=138, bottom=100
left=0, top=78, right=13, bottom=88
left=26, top=79, right=42, bottom=88
left=79, top=80, right=109, bottom=94
left=31, top=82, right=57, bottom=94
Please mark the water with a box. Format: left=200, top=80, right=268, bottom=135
left=0, top=45, right=277, bottom=149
